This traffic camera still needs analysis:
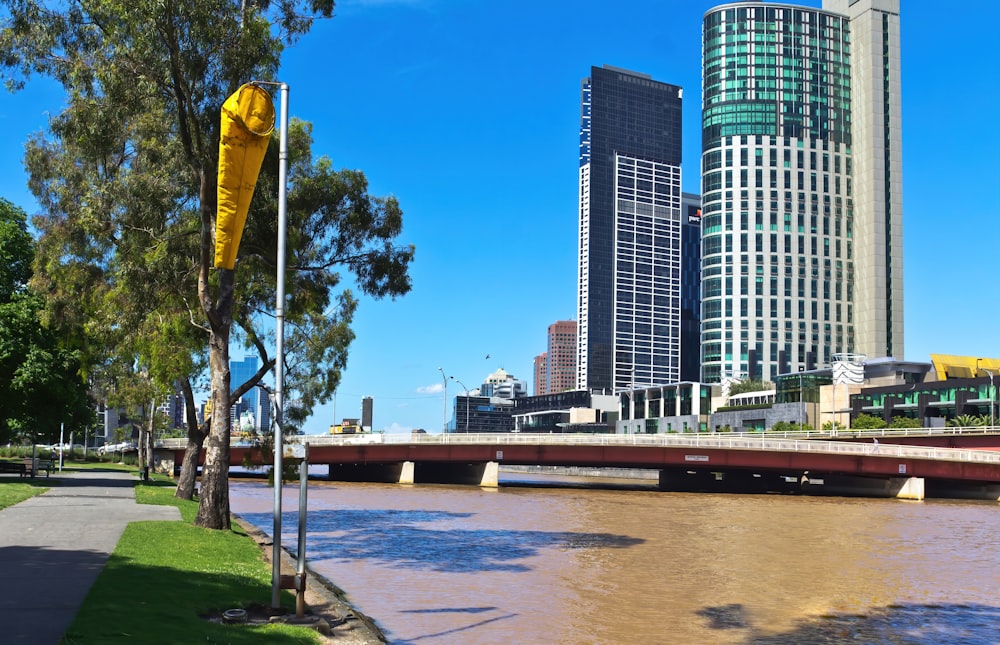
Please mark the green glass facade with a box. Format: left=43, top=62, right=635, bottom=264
left=700, top=2, right=860, bottom=384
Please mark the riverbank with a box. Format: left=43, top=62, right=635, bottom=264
left=233, top=514, right=386, bottom=644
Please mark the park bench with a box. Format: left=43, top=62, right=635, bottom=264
left=21, top=458, right=52, bottom=478
left=0, top=460, right=27, bottom=477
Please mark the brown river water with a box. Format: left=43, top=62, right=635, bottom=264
left=230, top=473, right=1000, bottom=644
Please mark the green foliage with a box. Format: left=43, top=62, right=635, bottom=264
left=822, top=421, right=846, bottom=431
left=0, top=199, right=95, bottom=444
left=947, top=414, right=987, bottom=427
left=2, top=0, right=413, bottom=526
left=888, top=416, right=922, bottom=428
left=728, top=378, right=774, bottom=396
left=770, top=421, right=814, bottom=432
left=852, top=413, right=887, bottom=429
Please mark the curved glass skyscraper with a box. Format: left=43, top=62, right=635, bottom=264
left=700, top=0, right=902, bottom=384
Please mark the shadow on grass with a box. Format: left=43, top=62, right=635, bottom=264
left=240, top=507, right=644, bottom=574
left=60, top=540, right=315, bottom=644
left=697, top=602, right=1000, bottom=644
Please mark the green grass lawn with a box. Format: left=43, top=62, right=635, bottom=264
left=0, top=478, right=48, bottom=509
left=63, top=478, right=319, bottom=644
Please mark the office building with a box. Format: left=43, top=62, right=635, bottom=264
left=680, top=193, right=702, bottom=382
left=230, top=356, right=261, bottom=430
left=700, top=0, right=903, bottom=383
left=546, top=320, right=577, bottom=394
left=533, top=352, right=547, bottom=396
left=577, top=65, right=684, bottom=392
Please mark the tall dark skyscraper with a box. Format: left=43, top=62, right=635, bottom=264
left=577, top=65, right=684, bottom=392
left=680, top=192, right=703, bottom=383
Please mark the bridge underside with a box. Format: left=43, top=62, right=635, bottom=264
left=162, top=442, right=1000, bottom=501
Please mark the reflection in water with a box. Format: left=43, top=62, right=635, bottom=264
left=230, top=475, right=1000, bottom=645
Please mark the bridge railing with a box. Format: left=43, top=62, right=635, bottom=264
left=297, top=432, right=1000, bottom=465
left=158, top=430, right=1000, bottom=465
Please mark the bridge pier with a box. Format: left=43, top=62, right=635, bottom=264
left=327, top=461, right=499, bottom=487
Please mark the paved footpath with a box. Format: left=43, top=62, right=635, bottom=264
left=0, top=470, right=181, bottom=643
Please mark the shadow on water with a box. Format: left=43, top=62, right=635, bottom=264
left=400, top=606, right=498, bottom=614
left=699, top=602, right=1000, bottom=645
left=240, top=508, right=644, bottom=574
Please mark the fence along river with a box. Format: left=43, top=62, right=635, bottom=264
left=230, top=472, right=1000, bottom=644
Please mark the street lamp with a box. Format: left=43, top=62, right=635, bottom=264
left=437, top=367, right=448, bottom=432
left=977, top=359, right=995, bottom=428
left=798, top=367, right=805, bottom=431
left=451, top=377, right=470, bottom=433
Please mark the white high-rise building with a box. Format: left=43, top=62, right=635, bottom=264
left=700, top=0, right=903, bottom=383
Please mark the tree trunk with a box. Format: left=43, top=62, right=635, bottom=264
left=175, top=378, right=207, bottom=499
left=194, top=269, right=235, bottom=530
left=143, top=403, right=155, bottom=474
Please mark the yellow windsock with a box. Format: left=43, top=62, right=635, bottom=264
left=215, top=83, right=275, bottom=269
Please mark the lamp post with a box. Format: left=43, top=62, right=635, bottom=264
left=452, top=377, right=470, bottom=433
left=798, top=367, right=805, bottom=431
left=977, top=359, right=995, bottom=428
left=437, top=367, right=448, bottom=432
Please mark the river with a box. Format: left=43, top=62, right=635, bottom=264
left=230, top=473, right=1000, bottom=644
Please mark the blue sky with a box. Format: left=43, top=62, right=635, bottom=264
left=2, top=0, right=999, bottom=434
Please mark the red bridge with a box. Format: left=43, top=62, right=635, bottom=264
left=162, top=430, right=1000, bottom=501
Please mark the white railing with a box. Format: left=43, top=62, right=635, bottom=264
left=158, top=430, right=1000, bottom=465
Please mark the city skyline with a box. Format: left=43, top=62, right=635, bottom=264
left=1, top=0, right=998, bottom=433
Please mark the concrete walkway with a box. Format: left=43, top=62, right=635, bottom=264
left=0, top=470, right=181, bottom=643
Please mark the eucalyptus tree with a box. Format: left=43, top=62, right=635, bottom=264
left=1, top=1, right=414, bottom=529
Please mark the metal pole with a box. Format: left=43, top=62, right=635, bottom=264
left=799, top=370, right=804, bottom=431
left=271, top=82, right=289, bottom=611
left=453, top=378, right=470, bottom=433
left=987, top=369, right=995, bottom=428
left=296, top=444, right=308, bottom=617
left=437, top=367, right=447, bottom=432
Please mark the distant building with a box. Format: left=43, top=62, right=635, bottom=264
left=452, top=368, right=528, bottom=433
left=546, top=320, right=577, bottom=394
left=513, top=390, right=619, bottom=433
left=680, top=193, right=702, bottom=382
left=533, top=352, right=548, bottom=396
left=230, top=356, right=261, bottom=430
left=480, top=368, right=527, bottom=400
left=618, top=382, right=717, bottom=434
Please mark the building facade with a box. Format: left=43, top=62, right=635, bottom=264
left=546, top=320, right=577, bottom=394
left=700, top=0, right=903, bottom=384
left=577, top=65, right=684, bottom=393
left=680, top=193, right=703, bottom=382
left=230, top=356, right=261, bottom=430
left=533, top=352, right=548, bottom=396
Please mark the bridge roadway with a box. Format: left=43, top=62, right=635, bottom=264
left=162, top=428, right=1000, bottom=500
